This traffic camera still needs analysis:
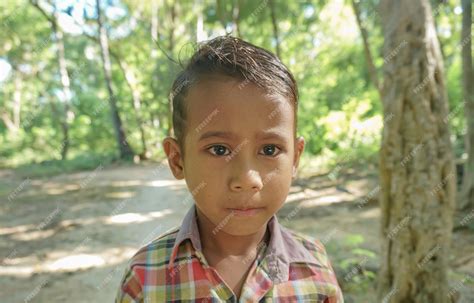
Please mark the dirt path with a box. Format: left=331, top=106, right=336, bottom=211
left=1, top=163, right=472, bottom=302
left=1, top=162, right=192, bottom=302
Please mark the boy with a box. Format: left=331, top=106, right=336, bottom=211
left=116, top=36, right=343, bottom=302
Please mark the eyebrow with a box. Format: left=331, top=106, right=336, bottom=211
left=198, top=130, right=288, bottom=142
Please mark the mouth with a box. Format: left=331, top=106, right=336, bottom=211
left=227, top=207, right=265, bottom=217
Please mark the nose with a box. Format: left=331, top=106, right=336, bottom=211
left=229, top=162, right=264, bottom=192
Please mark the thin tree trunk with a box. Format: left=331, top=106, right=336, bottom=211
left=116, top=59, right=148, bottom=158
left=30, top=0, right=72, bottom=160
left=151, top=0, right=159, bottom=58
left=1, top=67, right=21, bottom=133
left=268, top=0, right=281, bottom=58
left=351, top=0, right=382, bottom=97
left=432, top=4, right=446, bottom=62
left=150, top=0, right=162, bottom=135
left=378, top=0, right=456, bottom=302
left=461, top=0, right=474, bottom=209
left=96, top=0, right=134, bottom=159
left=0, top=112, right=17, bottom=133
left=54, top=9, right=72, bottom=160
left=1, top=76, right=19, bottom=133
left=167, top=0, right=176, bottom=138
left=216, top=0, right=227, bottom=33
left=195, top=0, right=205, bottom=41
left=232, top=0, right=241, bottom=38
left=12, top=73, right=21, bottom=130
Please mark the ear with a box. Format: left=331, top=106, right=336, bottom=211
left=292, top=136, right=305, bottom=179
left=162, top=137, right=185, bottom=180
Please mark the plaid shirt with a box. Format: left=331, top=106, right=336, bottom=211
left=116, top=205, right=344, bottom=302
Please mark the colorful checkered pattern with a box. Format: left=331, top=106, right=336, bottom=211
left=116, top=205, right=344, bottom=302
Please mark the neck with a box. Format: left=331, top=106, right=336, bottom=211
left=196, top=207, right=270, bottom=257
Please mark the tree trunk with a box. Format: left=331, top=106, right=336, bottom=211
left=378, top=0, right=456, bottom=302
left=431, top=4, right=446, bottom=62
left=13, top=73, right=21, bottom=131
left=116, top=59, right=148, bottom=158
left=216, top=0, right=227, bottom=33
left=96, top=0, right=134, bottom=159
left=268, top=0, right=281, bottom=59
left=232, top=0, right=241, bottom=38
left=461, top=0, right=474, bottom=209
left=1, top=70, right=21, bottom=133
left=54, top=9, right=72, bottom=160
left=30, top=0, right=73, bottom=160
left=151, top=0, right=159, bottom=58
left=195, top=0, right=205, bottom=41
left=150, top=0, right=163, bottom=137
left=351, top=0, right=382, bottom=97
left=167, top=0, right=176, bottom=138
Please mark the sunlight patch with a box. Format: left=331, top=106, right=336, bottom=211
left=45, top=254, right=105, bottom=271
left=146, top=180, right=185, bottom=187
left=105, top=191, right=136, bottom=199
left=106, top=209, right=172, bottom=224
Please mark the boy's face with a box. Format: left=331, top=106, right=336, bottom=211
left=163, top=77, right=304, bottom=236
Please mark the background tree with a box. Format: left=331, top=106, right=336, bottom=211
left=461, top=0, right=473, bottom=209
left=30, top=0, right=74, bottom=160
left=268, top=0, right=281, bottom=58
left=1, top=0, right=472, bottom=301
left=378, top=0, right=456, bottom=301
left=351, top=0, right=382, bottom=97
left=95, top=0, right=134, bottom=159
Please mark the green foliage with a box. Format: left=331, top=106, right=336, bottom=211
left=338, top=234, right=377, bottom=294
left=0, top=0, right=467, bottom=177
left=11, top=153, right=117, bottom=178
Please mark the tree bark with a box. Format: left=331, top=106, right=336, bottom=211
left=351, top=0, right=382, bottom=97
left=95, top=0, right=134, bottom=159
left=378, top=0, right=456, bottom=302
left=461, top=0, right=474, bottom=209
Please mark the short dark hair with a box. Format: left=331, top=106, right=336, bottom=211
left=169, top=35, right=298, bottom=152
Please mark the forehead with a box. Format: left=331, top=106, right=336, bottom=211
left=184, top=77, right=294, bottom=142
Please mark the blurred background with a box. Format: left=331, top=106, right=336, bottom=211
left=0, top=0, right=472, bottom=302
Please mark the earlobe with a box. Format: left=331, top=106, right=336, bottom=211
left=292, top=136, right=305, bottom=178
left=162, top=137, right=185, bottom=180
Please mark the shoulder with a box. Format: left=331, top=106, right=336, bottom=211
left=115, top=226, right=181, bottom=302
left=286, top=228, right=327, bottom=252
left=282, top=226, right=334, bottom=269
left=130, top=226, right=181, bottom=267
left=281, top=228, right=344, bottom=302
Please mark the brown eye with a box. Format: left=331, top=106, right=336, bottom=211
left=260, top=144, right=281, bottom=156
left=208, top=145, right=231, bottom=156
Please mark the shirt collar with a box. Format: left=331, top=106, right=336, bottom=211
left=168, top=204, right=202, bottom=268
left=168, top=204, right=320, bottom=282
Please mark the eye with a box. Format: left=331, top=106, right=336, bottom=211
left=207, top=145, right=231, bottom=156
left=260, top=144, right=281, bottom=157
left=206, top=144, right=282, bottom=157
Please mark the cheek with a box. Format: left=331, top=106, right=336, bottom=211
left=185, top=154, right=219, bottom=179
left=263, top=173, right=292, bottom=200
